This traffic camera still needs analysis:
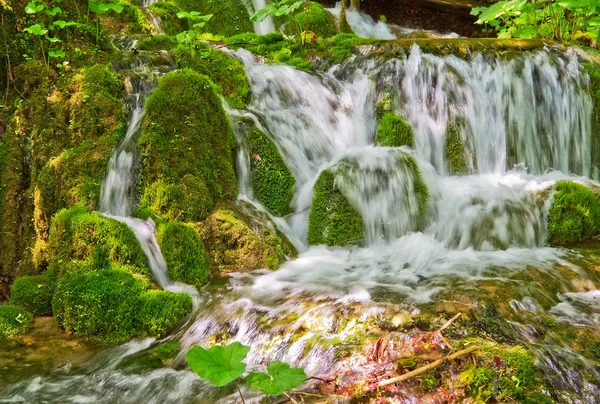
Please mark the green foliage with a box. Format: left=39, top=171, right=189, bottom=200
left=137, top=290, right=193, bottom=337
left=376, top=113, right=413, bottom=147
left=175, top=45, right=250, bottom=109
left=586, top=63, right=600, bottom=176
left=88, top=0, right=124, bottom=44
left=547, top=181, right=600, bottom=245
left=0, top=304, right=34, bottom=340
left=445, top=122, right=468, bottom=175
left=155, top=222, right=210, bottom=285
left=471, top=0, right=600, bottom=42
left=175, top=12, right=213, bottom=57
left=52, top=267, right=145, bottom=344
left=10, top=269, right=56, bottom=315
left=186, top=342, right=250, bottom=387
left=149, top=2, right=186, bottom=35
left=139, top=70, right=237, bottom=222
left=308, top=170, right=364, bottom=246
left=294, top=2, right=337, bottom=39
left=247, top=128, right=295, bottom=216
left=137, top=34, right=178, bottom=51
left=246, top=361, right=306, bottom=395
left=175, top=0, right=253, bottom=37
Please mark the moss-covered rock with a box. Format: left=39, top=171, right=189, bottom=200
left=0, top=304, right=34, bottom=340
left=10, top=269, right=56, bottom=315
left=137, top=290, right=192, bottom=337
left=201, top=205, right=296, bottom=273
left=585, top=63, right=600, bottom=180
left=445, top=122, right=468, bottom=175
left=547, top=181, right=600, bottom=245
left=175, top=0, right=253, bottom=37
left=308, top=169, right=364, bottom=246
left=175, top=46, right=251, bottom=109
left=98, top=0, right=153, bottom=35
left=294, top=2, right=338, bottom=38
left=138, top=69, right=237, bottom=222
left=137, top=34, right=178, bottom=51
left=247, top=128, right=295, bottom=216
left=47, top=207, right=149, bottom=277
left=52, top=267, right=146, bottom=344
left=155, top=222, right=210, bottom=285
left=148, top=2, right=186, bottom=35
left=376, top=112, right=413, bottom=147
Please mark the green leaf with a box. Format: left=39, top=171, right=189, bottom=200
left=246, top=361, right=306, bottom=395
left=45, top=6, right=62, bottom=16
left=186, top=342, right=250, bottom=387
left=49, top=49, right=66, bottom=58
left=25, top=1, right=44, bottom=14
left=24, top=24, right=48, bottom=36
left=51, top=20, right=78, bottom=29
left=45, top=36, right=62, bottom=43
left=88, top=1, right=123, bottom=15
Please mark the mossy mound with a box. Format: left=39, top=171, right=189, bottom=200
left=10, top=269, right=56, bottom=315
left=47, top=207, right=148, bottom=277
left=174, top=0, right=253, bottom=37
left=247, top=128, right=295, bottom=216
left=308, top=170, right=364, bottom=247
left=148, top=2, right=186, bottom=35
left=445, top=122, right=468, bottom=175
left=547, top=181, right=600, bottom=245
left=175, top=46, right=251, bottom=109
left=137, top=290, right=192, bottom=337
left=138, top=69, right=237, bottom=222
left=137, top=34, right=178, bottom=51
left=376, top=113, right=413, bottom=147
left=0, top=304, right=34, bottom=340
left=201, top=206, right=296, bottom=273
left=294, top=2, right=338, bottom=38
left=52, top=267, right=192, bottom=344
left=155, top=222, right=210, bottom=285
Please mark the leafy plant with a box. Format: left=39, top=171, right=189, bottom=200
left=175, top=12, right=213, bottom=57
left=252, top=0, right=313, bottom=44
left=471, top=0, right=600, bottom=42
left=186, top=342, right=306, bottom=403
left=88, top=0, right=124, bottom=44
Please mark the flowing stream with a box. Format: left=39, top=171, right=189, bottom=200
left=2, top=40, right=600, bottom=403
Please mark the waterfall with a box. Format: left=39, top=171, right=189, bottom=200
left=251, top=0, right=275, bottom=35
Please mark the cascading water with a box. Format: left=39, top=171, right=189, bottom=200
left=250, top=0, right=275, bottom=35
left=3, top=41, right=600, bottom=403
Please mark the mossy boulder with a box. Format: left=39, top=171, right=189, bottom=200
left=201, top=206, right=296, bottom=273
left=148, top=2, right=186, bottom=35
left=137, top=290, right=192, bottom=337
left=47, top=207, right=149, bottom=277
left=247, top=128, right=295, bottom=216
left=0, top=304, right=34, bottom=340
left=294, top=2, right=338, bottom=38
left=175, top=0, right=253, bottom=37
left=445, top=122, right=468, bottom=175
left=155, top=222, right=210, bottom=285
left=10, top=269, right=56, bottom=315
left=376, top=113, right=413, bottom=147
left=547, top=181, right=600, bottom=245
left=175, top=46, right=251, bottom=109
left=308, top=169, right=364, bottom=247
left=138, top=69, right=237, bottom=222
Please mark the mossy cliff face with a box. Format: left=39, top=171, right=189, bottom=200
left=376, top=112, right=414, bottom=147
left=138, top=69, right=237, bottom=222
left=547, top=181, right=600, bottom=245
left=200, top=205, right=296, bottom=273
left=174, top=0, right=253, bottom=37
left=247, top=128, right=295, bottom=216
left=308, top=169, right=364, bottom=247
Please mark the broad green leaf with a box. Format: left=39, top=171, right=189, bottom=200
left=24, top=24, right=48, bottom=36
left=51, top=20, right=78, bottom=29
left=45, top=6, right=62, bottom=16
left=88, top=1, right=123, bottom=15
left=186, top=342, right=250, bottom=387
left=49, top=49, right=66, bottom=58
left=513, top=25, right=539, bottom=38
left=45, top=36, right=62, bottom=43
left=588, top=16, right=600, bottom=26
left=25, top=1, right=44, bottom=14
left=246, top=361, right=306, bottom=395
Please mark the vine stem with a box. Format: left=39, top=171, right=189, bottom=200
left=234, top=381, right=246, bottom=404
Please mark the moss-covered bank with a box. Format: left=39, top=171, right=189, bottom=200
left=174, top=0, right=253, bottom=37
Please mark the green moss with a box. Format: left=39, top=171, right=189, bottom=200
left=247, top=128, right=295, bottom=216
left=174, top=0, right=253, bottom=37
left=148, top=2, right=186, bottom=35
left=47, top=207, right=149, bottom=277
left=294, top=2, right=337, bottom=38
left=460, top=366, right=496, bottom=401
left=137, top=290, right=192, bottom=337
left=155, top=222, right=210, bottom=285
left=445, top=122, right=468, bottom=175
left=547, top=181, right=600, bottom=245
left=326, top=33, right=374, bottom=65
left=175, top=46, right=251, bottom=109
left=137, top=34, right=178, bottom=51
left=376, top=113, right=413, bottom=147
left=585, top=63, right=600, bottom=179
left=52, top=267, right=146, bottom=344
left=419, top=371, right=438, bottom=392
left=0, top=304, right=34, bottom=340
left=10, top=269, right=56, bottom=315
left=138, top=69, right=237, bottom=222
left=308, top=170, right=364, bottom=246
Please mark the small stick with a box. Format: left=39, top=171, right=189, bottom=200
left=437, top=313, right=462, bottom=333
left=377, top=345, right=480, bottom=388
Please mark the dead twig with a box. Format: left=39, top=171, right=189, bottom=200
left=437, top=313, right=462, bottom=333
left=377, top=345, right=480, bottom=388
